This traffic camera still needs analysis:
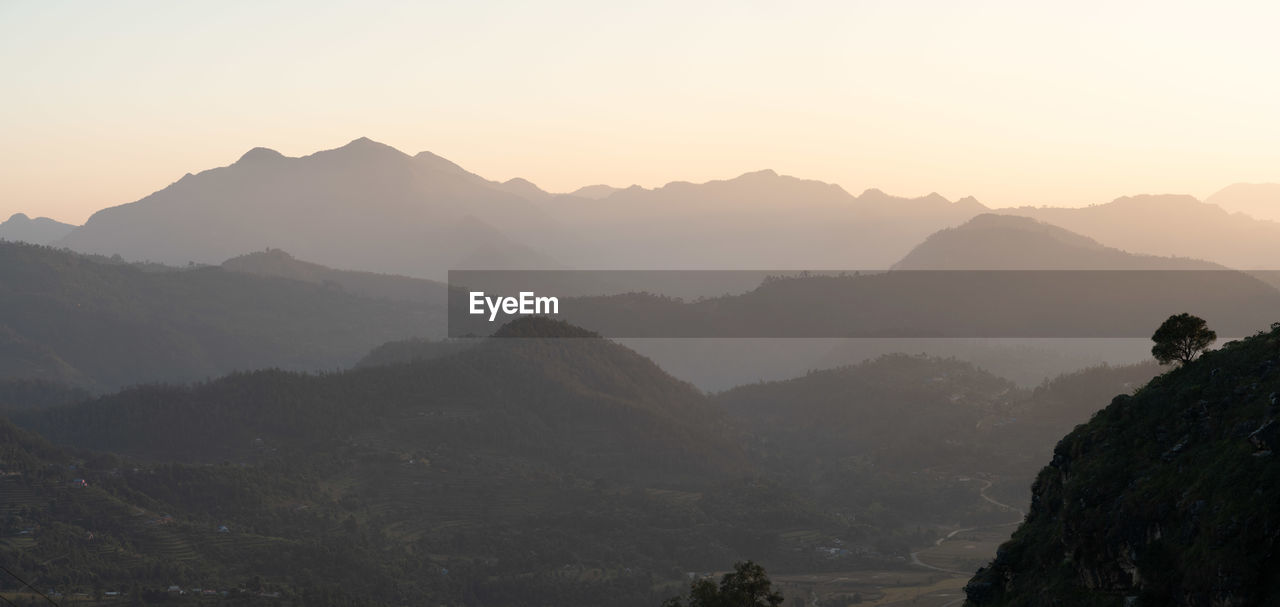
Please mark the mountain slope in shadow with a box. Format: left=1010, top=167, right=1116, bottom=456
left=965, top=323, right=1280, bottom=606
left=0, top=241, right=440, bottom=389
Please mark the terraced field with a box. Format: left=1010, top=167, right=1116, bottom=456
left=0, top=478, right=44, bottom=511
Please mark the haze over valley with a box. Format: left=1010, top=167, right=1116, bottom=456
left=4, top=3, right=1280, bottom=605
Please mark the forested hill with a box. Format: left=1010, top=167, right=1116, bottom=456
left=0, top=241, right=441, bottom=389
left=2, top=318, right=762, bottom=605
left=13, top=316, right=746, bottom=485
left=965, top=323, right=1280, bottom=606
left=3, top=315, right=1184, bottom=606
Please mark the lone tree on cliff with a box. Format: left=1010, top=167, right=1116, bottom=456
left=1151, top=313, right=1217, bottom=365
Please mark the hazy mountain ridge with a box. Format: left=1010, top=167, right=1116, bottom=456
left=59, top=138, right=567, bottom=278
left=1003, top=194, right=1280, bottom=269
left=0, top=241, right=440, bottom=389
left=221, top=247, right=450, bottom=302
left=54, top=138, right=996, bottom=274
left=0, top=212, right=77, bottom=245
left=51, top=137, right=1280, bottom=276
left=543, top=170, right=990, bottom=269
left=14, top=136, right=1280, bottom=282
left=1206, top=182, right=1280, bottom=223
left=894, top=213, right=1222, bottom=270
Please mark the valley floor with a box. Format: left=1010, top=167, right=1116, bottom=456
left=776, top=477, right=1026, bottom=607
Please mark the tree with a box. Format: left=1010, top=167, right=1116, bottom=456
left=1151, top=313, right=1216, bottom=365
left=662, top=561, right=784, bottom=607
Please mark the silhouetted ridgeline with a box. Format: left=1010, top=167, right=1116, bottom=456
left=0, top=212, right=77, bottom=245
left=1008, top=195, right=1280, bottom=270
left=58, top=138, right=566, bottom=277
left=221, top=248, right=450, bottom=303
left=893, top=214, right=1221, bottom=270
left=53, top=138, right=996, bottom=275
left=0, top=241, right=441, bottom=389
left=965, top=323, right=1280, bottom=606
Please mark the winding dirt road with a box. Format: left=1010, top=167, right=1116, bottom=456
left=909, top=478, right=1025, bottom=575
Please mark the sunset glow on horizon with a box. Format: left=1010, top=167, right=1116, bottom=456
left=3, top=0, right=1278, bottom=224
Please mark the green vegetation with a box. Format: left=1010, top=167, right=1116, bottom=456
left=0, top=378, right=92, bottom=414
left=966, top=322, right=1280, bottom=605
left=662, top=561, right=784, bottom=607
left=0, top=316, right=1173, bottom=606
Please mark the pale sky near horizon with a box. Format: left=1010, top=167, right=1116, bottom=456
left=2, top=1, right=1278, bottom=225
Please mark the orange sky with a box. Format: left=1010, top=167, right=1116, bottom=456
left=2, top=1, right=1278, bottom=224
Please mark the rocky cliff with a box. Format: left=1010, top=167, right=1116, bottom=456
left=965, top=322, right=1280, bottom=606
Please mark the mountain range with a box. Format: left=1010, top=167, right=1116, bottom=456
left=0, top=212, right=76, bottom=245
left=2, top=138, right=1271, bottom=277
left=221, top=247, right=449, bottom=302
left=0, top=241, right=440, bottom=390
left=1004, top=194, right=1280, bottom=270
left=5, top=137, right=1280, bottom=607
left=58, top=138, right=566, bottom=277
left=893, top=213, right=1221, bottom=270
left=6, top=211, right=1273, bottom=394
left=1206, top=182, right=1280, bottom=223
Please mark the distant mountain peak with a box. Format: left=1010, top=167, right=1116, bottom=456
left=568, top=184, right=619, bottom=200
left=489, top=177, right=551, bottom=201
left=236, top=147, right=285, bottom=164
left=413, top=150, right=470, bottom=175
left=0, top=212, right=77, bottom=245
left=737, top=169, right=779, bottom=179
left=320, top=137, right=409, bottom=161
left=1105, top=193, right=1212, bottom=211
left=1205, top=182, right=1280, bottom=223
left=894, top=212, right=1219, bottom=270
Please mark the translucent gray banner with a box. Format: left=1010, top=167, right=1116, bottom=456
left=447, top=270, right=1280, bottom=338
